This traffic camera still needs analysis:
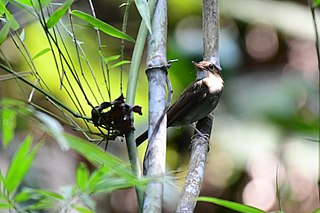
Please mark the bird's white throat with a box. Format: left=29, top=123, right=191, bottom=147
left=197, top=70, right=224, bottom=92
left=202, top=75, right=224, bottom=93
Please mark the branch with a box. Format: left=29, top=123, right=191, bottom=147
left=176, top=0, right=220, bottom=211
left=143, top=0, right=167, bottom=211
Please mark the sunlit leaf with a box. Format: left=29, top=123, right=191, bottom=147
left=74, top=206, right=94, bottom=213
left=31, top=48, right=51, bottom=61
left=88, top=167, right=111, bottom=192
left=46, top=0, right=73, bottom=28
left=134, top=0, right=152, bottom=34
left=313, top=0, right=320, bottom=8
left=109, top=60, right=131, bottom=69
left=0, top=22, right=10, bottom=45
left=313, top=208, right=320, bottom=213
left=76, top=163, right=89, bottom=191
left=197, top=197, right=266, bottom=213
left=0, top=203, right=11, bottom=210
left=14, top=0, right=52, bottom=10
left=5, top=135, right=42, bottom=194
left=0, top=1, right=19, bottom=30
left=64, top=134, right=147, bottom=186
left=1, top=102, right=17, bottom=147
left=71, top=10, right=135, bottom=42
left=104, top=55, right=121, bottom=63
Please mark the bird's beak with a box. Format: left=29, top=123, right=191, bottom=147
left=192, top=61, right=202, bottom=70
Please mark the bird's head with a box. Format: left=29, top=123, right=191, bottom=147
left=192, top=61, right=221, bottom=80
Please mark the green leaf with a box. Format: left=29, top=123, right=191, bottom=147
left=313, top=0, right=320, bottom=7
left=313, top=208, right=320, bottom=213
left=74, top=206, right=94, bottom=213
left=64, top=134, right=144, bottom=185
left=71, top=10, right=135, bottom=42
left=0, top=203, right=11, bottom=210
left=5, top=135, right=42, bottom=194
left=197, top=197, right=266, bottom=213
left=46, top=0, right=73, bottom=28
left=31, top=48, right=51, bottom=61
left=76, top=163, right=89, bottom=191
left=35, top=111, right=69, bottom=151
left=134, top=0, right=152, bottom=34
left=104, top=55, right=121, bottom=63
left=88, top=167, right=110, bottom=192
left=14, top=0, right=52, bottom=10
left=1, top=103, right=17, bottom=147
left=0, top=1, right=19, bottom=30
left=0, top=22, right=10, bottom=45
left=109, top=60, right=131, bottom=69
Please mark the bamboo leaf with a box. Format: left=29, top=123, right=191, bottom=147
left=71, top=10, right=135, bottom=42
left=64, top=134, right=144, bottom=185
left=46, top=0, right=73, bottom=28
left=104, top=55, right=121, bottom=63
left=313, top=0, right=320, bottom=7
left=197, top=197, right=266, bottom=213
left=76, top=163, right=89, bottom=191
left=134, top=0, right=152, bottom=34
left=5, top=135, right=42, bottom=194
left=74, top=206, right=94, bottom=213
left=0, top=1, right=19, bottom=30
left=31, top=48, right=51, bottom=61
left=109, top=60, right=131, bottom=69
left=14, top=0, right=52, bottom=10
left=0, top=22, right=10, bottom=45
left=1, top=103, right=17, bottom=147
left=0, top=203, right=11, bottom=210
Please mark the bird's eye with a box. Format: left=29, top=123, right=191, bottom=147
left=208, top=64, right=214, bottom=70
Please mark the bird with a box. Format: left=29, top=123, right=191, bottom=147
left=135, top=60, right=224, bottom=146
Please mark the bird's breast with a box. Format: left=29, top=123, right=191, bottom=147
left=202, top=75, right=224, bottom=93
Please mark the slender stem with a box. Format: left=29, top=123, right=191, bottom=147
left=124, top=0, right=159, bottom=209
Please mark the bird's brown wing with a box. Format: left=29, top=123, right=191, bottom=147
left=167, top=79, right=209, bottom=127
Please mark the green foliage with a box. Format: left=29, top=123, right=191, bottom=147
left=313, top=208, right=320, bottom=213
left=71, top=10, right=135, bottom=42
left=46, top=0, right=73, bottom=28
left=31, top=48, right=51, bottom=61
left=1, top=100, right=17, bottom=147
left=313, top=0, right=320, bottom=8
left=0, top=99, right=148, bottom=212
left=197, top=197, right=266, bottom=213
left=12, top=0, right=52, bottom=10
left=134, top=0, right=152, bottom=34
left=0, top=0, right=19, bottom=44
left=0, top=134, right=42, bottom=211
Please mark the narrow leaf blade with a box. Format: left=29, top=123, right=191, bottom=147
left=109, top=60, right=131, bottom=69
left=1, top=104, right=17, bottom=147
left=31, top=48, right=51, bottom=61
left=134, top=0, right=152, bottom=34
left=76, top=163, right=89, bottom=191
left=197, top=197, right=266, bottom=213
left=71, top=10, right=135, bottom=42
left=46, top=0, right=73, bottom=28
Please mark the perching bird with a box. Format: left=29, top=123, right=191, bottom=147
left=136, top=61, right=224, bottom=146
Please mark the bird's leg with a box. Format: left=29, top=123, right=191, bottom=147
left=189, top=123, right=210, bottom=141
left=189, top=124, right=210, bottom=150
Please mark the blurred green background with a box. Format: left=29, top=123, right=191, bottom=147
left=0, top=0, right=319, bottom=212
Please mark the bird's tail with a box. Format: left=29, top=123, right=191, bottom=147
left=135, top=130, right=148, bottom=147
